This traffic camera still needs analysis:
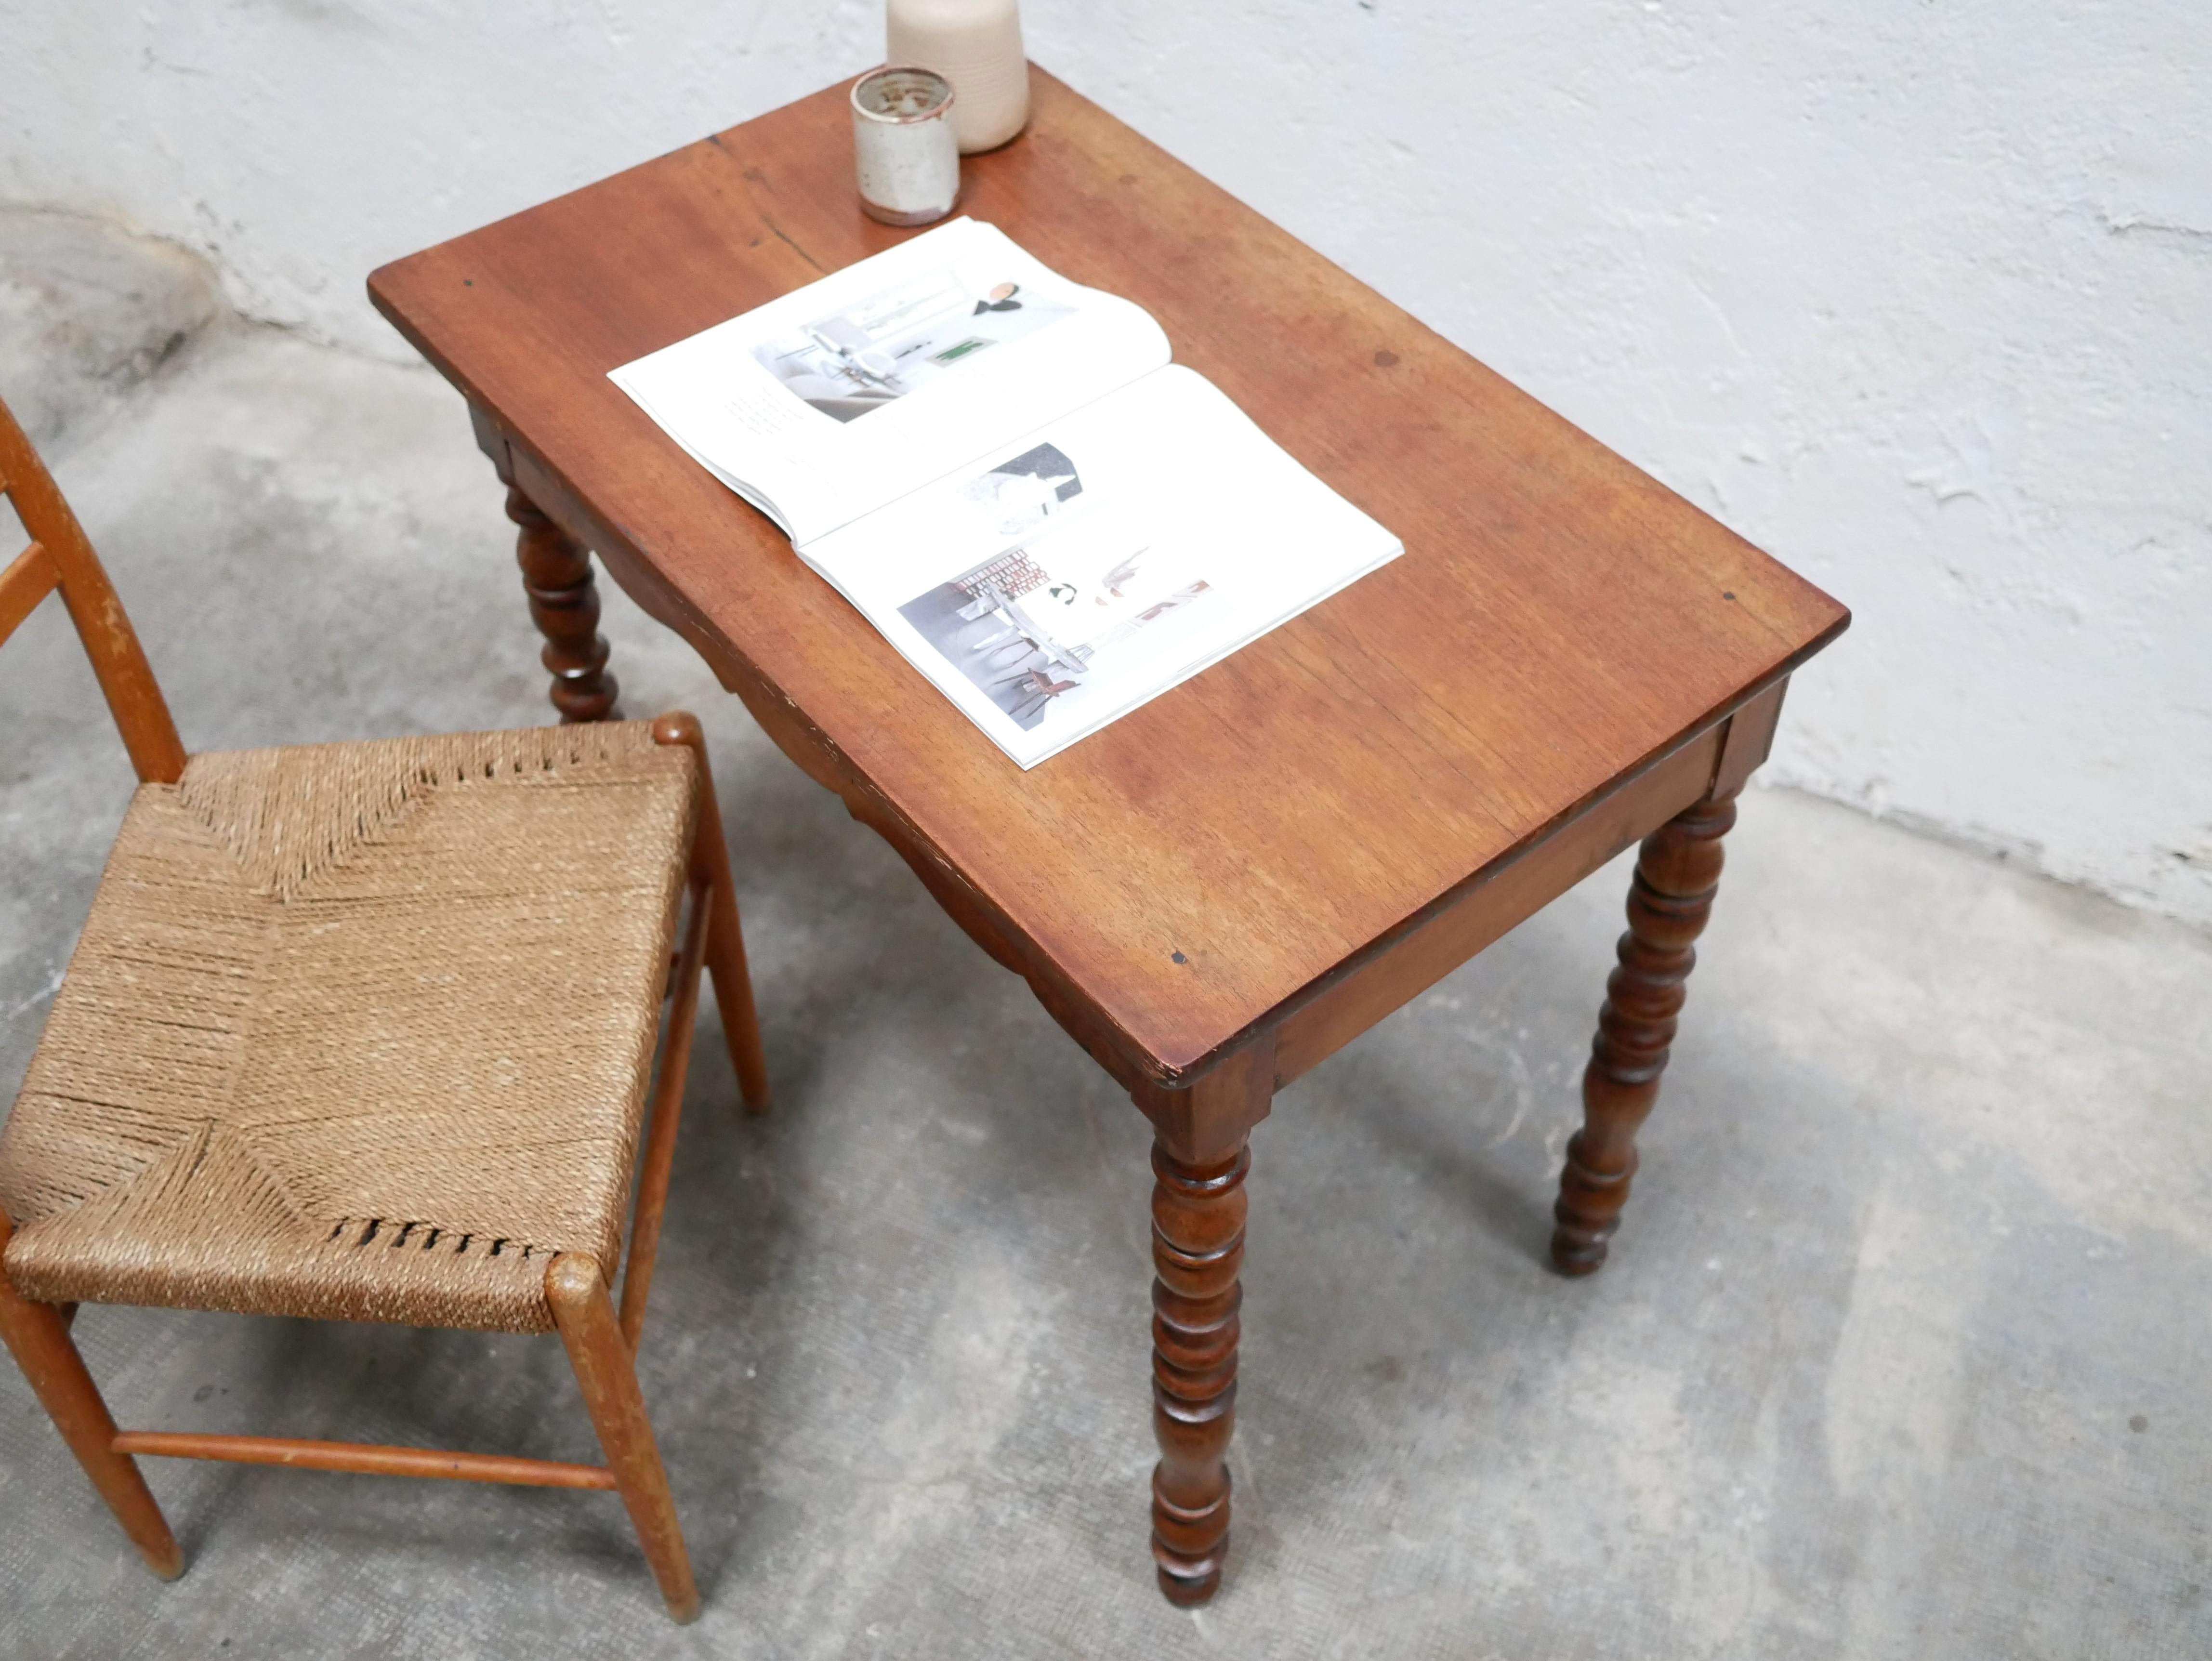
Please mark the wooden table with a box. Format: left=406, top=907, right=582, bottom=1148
left=370, top=67, right=1847, bottom=1606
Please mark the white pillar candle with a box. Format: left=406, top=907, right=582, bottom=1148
left=887, top=0, right=1029, bottom=154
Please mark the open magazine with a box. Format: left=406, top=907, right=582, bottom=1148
left=610, top=218, right=1401, bottom=767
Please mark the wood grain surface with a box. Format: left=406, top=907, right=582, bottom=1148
left=370, top=68, right=1847, bottom=1087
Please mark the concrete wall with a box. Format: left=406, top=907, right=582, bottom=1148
left=4, top=1, right=2208, bottom=925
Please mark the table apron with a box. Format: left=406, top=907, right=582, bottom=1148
left=1270, top=699, right=1765, bottom=1088
left=472, top=405, right=1789, bottom=1102
left=474, top=408, right=1179, bottom=1099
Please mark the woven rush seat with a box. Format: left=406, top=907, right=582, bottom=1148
left=0, top=722, right=696, bottom=1334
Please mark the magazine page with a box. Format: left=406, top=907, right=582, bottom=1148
left=798, top=366, right=1403, bottom=768
left=609, top=218, right=1170, bottom=544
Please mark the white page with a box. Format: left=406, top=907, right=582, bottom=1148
left=799, top=366, right=1403, bottom=769
left=609, top=218, right=1170, bottom=545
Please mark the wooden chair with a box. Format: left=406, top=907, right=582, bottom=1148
left=0, top=392, right=770, bottom=1622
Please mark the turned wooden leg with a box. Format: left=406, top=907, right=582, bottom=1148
left=1551, top=789, right=1738, bottom=1276
left=1151, top=1136, right=1249, bottom=1604
left=547, top=1254, right=698, bottom=1622
left=0, top=1209, right=182, bottom=1579
left=1133, top=1040, right=1277, bottom=1605
left=501, top=482, right=619, bottom=723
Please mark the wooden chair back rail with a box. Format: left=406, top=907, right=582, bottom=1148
left=1, top=541, right=58, bottom=645
left=0, top=398, right=186, bottom=784
left=109, top=1431, right=619, bottom=1490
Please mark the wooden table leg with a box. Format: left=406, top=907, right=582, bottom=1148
left=1551, top=788, right=1739, bottom=1275
left=495, top=462, right=619, bottom=724
left=1135, top=1041, right=1275, bottom=1605
left=1151, top=1138, right=1248, bottom=1604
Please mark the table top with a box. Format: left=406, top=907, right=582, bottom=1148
left=369, top=68, right=1847, bottom=1086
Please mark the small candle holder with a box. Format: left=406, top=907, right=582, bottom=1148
left=851, top=66, right=961, bottom=227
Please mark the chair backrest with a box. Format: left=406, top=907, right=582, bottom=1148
left=0, top=393, right=185, bottom=785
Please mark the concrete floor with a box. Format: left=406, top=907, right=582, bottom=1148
left=2, top=215, right=2209, bottom=1660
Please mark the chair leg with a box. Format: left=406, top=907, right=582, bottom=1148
left=652, top=712, right=771, bottom=1114
left=546, top=1253, right=699, bottom=1623
left=618, top=883, right=711, bottom=1351
left=0, top=1209, right=182, bottom=1579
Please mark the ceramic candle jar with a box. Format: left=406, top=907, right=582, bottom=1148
left=850, top=66, right=961, bottom=226
left=886, top=0, right=1029, bottom=154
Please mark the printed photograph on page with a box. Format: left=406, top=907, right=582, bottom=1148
left=751, top=269, right=1075, bottom=423
left=895, top=443, right=1223, bottom=733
